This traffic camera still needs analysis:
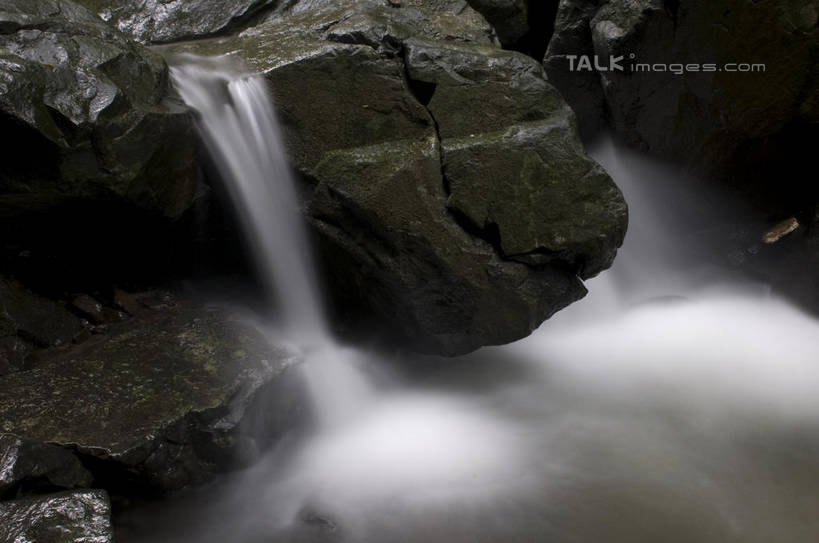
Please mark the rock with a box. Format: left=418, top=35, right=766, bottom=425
left=0, top=0, right=198, bottom=220
left=543, top=0, right=606, bottom=138
left=78, top=0, right=495, bottom=45
left=71, top=294, right=106, bottom=324
left=163, top=0, right=626, bottom=354
left=404, top=37, right=626, bottom=277
left=0, top=434, right=92, bottom=498
left=0, top=337, right=30, bottom=377
left=0, top=301, right=306, bottom=491
left=0, top=489, right=112, bottom=543
left=441, top=121, right=627, bottom=276
left=0, top=277, right=82, bottom=351
left=309, top=136, right=588, bottom=354
left=762, top=217, right=800, bottom=245
left=543, top=0, right=819, bottom=173
left=75, top=0, right=280, bottom=44
left=403, top=38, right=563, bottom=137
left=112, top=288, right=143, bottom=316
left=70, top=294, right=125, bottom=325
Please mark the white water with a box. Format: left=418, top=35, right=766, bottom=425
left=171, top=56, right=372, bottom=427
left=137, top=58, right=819, bottom=542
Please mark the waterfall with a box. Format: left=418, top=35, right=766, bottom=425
left=135, top=56, right=819, bottom=543
left=171, top=56, right=324, bottom=341
left=171, top=56, right=371, bottom=425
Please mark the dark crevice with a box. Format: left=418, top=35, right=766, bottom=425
left=399, top=54, right=447, bottom=193
left=501, top=1, right=560, bottom=61
left=406, top=78, right=436, bottom=106
left=664, top=0, right=680, bottom=24
left=72, top=450, right=159, bottom=500
left=447, top=208, right=503, bottom=251
left=507, top=247, right=587, bottom=276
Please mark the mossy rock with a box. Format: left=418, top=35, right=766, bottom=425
left=0, top=300, right=306, bottom=491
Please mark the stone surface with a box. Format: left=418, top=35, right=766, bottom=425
left=0, top=300, right=305, bottom=491
left=0, top=0, right=198, bottom=220
left=0, top=277, right=82, bottom=371
left=404, top=38, right=626, bottom=277
left=543, top=0, right=606, bottom=138
left=163, top=0, right=627, bottom=354
left=0, top=489, right=112, bottom=543
left=442, top=121, right=626, bottom=276
left=76, top=0, right=280, bottom=44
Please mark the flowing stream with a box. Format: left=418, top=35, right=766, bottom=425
left=128, top=57, right=819, bottom=542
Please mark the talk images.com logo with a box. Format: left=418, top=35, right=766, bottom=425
left=565, top=55, right=767, bottom=75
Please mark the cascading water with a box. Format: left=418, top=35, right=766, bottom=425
left=124, top=56, right=819, bottom=542
left=172, top=56, right=323, bottom=341
left=171, top=56, right=371, bottom=426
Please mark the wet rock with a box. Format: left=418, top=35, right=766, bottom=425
left=0, top=0, right=198, bottom=220
left=169, top=2, right=626, bottom=354
left=71, top=294, right=106, bottom=324
left=309, top=137, right=589, bottom=354
left=543, top=0, right=606, bottom=138
left=403, top=38, right=564, bottom=137
left=404, top=38, right=625, bottom=276
left=112, top=288, right=144, bottom=316
left=163, top=0, right=626, bottom=354
left=0, top=434, right=92, bottom=498
left=0, top=301, right=306, bottom=491
left=0, top=489, right=112, bottom=543
left=0, top=277, right=82, bottom=350
left=441, top=120, right=627, bottom=277
left=70, top=294, right=125, bottom=325
left=75, top=0, right=281, bottom=44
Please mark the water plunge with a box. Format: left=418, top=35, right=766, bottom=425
left=171, top=57, right=325, bottom=342
left=171, top=56, right=371, bottom=427
left=138, top=56, right=819, bottom=542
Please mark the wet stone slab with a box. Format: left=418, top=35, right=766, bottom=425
left=0, top=299, right=307, bottom=492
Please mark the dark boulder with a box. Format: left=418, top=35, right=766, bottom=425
left=544, top=0, right=819, bottom=180
left=163, top=0, right=627, bottom=354
left=0, top=0, right=198, bottom=220
left=543, top=0, right=606, bottom=138
left=0, top=299, right=306, bottom=492
left=0, top=489, right=112, bottom=543
left=0, top=276, right=82, bottom=376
